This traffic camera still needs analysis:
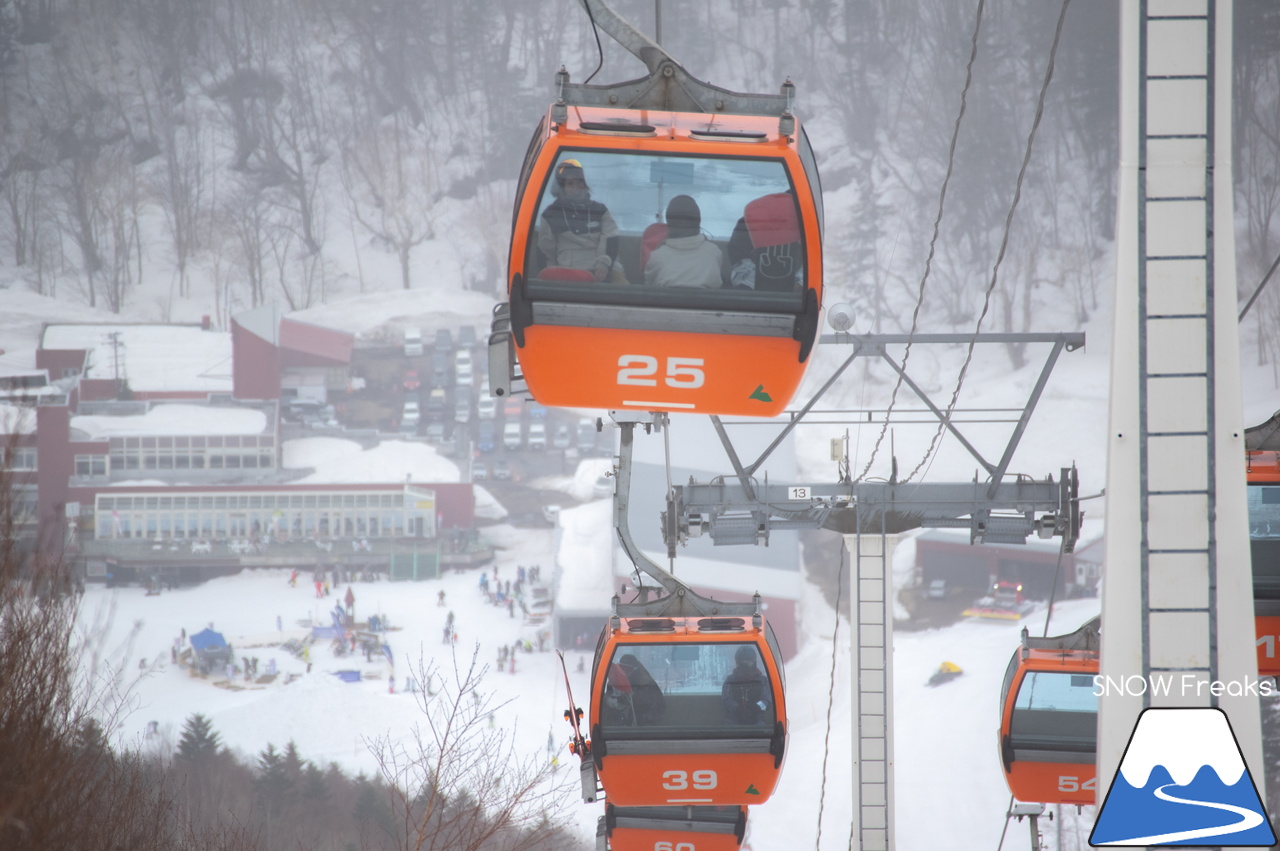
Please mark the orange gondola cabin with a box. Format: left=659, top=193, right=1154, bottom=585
left=997, top=618, right=1100, bottom=806
left=599, top=805, right=748, bottom=851
left=499, top=102, right=823, bottom=416
left=588, top=615, right=787, bottom=807
left=996, top=435, right=1280, bottom=807
left=1248, top=445, right=1280, bottom=673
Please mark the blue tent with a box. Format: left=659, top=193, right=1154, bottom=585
left=189, top=628, right=228, bottom=652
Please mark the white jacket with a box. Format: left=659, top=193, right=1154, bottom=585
left=644, top=234, right=724, bottom=289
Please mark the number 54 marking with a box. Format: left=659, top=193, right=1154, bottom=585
left=1057, top=775, right=1096, bottom=793
left=618, top=355, right=705, bottom=389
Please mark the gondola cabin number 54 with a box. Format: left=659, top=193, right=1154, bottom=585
left=618, top=356, right=705, bottom=389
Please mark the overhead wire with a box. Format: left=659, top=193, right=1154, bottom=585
left=579, top=0, right=605, bottom=84
left=814, top=539, right=847, bottom=850
left=854, top=0, right=988, bottom=485
left=903, top=0, right=1074, bottom=484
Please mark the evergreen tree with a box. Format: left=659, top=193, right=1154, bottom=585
left=281, top=739, right=305, bottom=784
left=174, top=713, right=221, bottom=762
left=255, top=742, right=295, bottom=813
left=301, top=760, right=328, bottom=806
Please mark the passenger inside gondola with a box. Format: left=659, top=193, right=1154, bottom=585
left=602, top=653, right=666, bottom=725
left=598, top=643, right=776, bottom=733
left=535, top=159, right=629, bottom=284
left=726, top=192, right=803, bottom=292
left=721, top=645, right=772, bottom=725
left=644, top=195, right=724, bottom=289
left=526, top=151, right=805, bottom=300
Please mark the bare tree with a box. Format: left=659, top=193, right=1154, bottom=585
left=341, top=116, right=439, bottom=291
left=224, top=179, right=271, bottom=308
left=370, top=647, right=584, bottom=851
left=0, top=437, right=265, bottom=850
left=0, top=134, right=46, bottom=270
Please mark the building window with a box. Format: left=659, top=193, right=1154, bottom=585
left=61, top=367, right=80, bottom=379
left=6, top=447, right=37, bottom=470
left=74, top=455, right=107, bottom=477
left=13, top=485, right=37, bottom=519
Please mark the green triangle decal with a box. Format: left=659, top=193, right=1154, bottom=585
left=749, top=385, right=772, bottom=403
left=745, top=784, right=760, bottom=795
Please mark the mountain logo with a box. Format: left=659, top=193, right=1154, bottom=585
left=1089, top=707, right=1276, bottom=846
left=749, top=385, right=772, bottom=403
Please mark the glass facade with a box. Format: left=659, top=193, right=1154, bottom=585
left=93, top=489, right=435, bottom=541
left=107, top=434, right=275, bottom=472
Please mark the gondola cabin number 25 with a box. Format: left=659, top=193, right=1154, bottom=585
left=618, top=356, right=705, bottom=389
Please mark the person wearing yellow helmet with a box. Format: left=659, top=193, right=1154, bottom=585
left=536, top=158, right=629, bottom=284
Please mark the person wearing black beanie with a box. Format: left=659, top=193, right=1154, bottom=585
left=644, top=195, right=724, bottom=288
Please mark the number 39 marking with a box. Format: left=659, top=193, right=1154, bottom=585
left=661, top=769, right=717, bottom=790
left=618, top=355, right=705, bottom=389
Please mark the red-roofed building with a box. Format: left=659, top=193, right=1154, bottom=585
left=232, top=305, right=354, bottom=402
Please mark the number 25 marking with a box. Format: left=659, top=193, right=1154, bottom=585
left=617, top=356, right=705, bottom=389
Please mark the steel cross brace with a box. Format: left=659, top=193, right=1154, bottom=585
left=668, top=471, right=1079, bottom=551
left=708, top=331, right=1085, bottom=503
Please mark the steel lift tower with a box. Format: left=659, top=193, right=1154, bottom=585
left=1097, top=0, right=1265, bottom=828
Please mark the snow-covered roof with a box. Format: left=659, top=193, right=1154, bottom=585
left=41, top=324, right=232, bottom=393
left=283, top=437, right=461, bottom=484
left=0, top=403, right=36, bottom=435
left=71, top=403, right=269, bottom=439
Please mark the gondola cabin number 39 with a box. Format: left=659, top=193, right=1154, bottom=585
left=661, top=770, right=716, bottom=790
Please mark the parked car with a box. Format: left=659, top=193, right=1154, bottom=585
left=425, top=388, right=447, bottom=419
left=542, top=504, right=561, bottom=524
left=527, top=421, right=547, bottom=450
left=477, top=423, right=496, bottom=453
left=455, top=361, right=474, bottom=388
left=401, top=400, right=421, bottom=430
left=503, top=421, right=523, bottom=451
left=458, top=325, right=477, bottom=348
left=503, top=398, right=524, bottom=420
left=284, top=398, right=322, bottom=423
left=430, top=357, right=449, bottom=389
left=434, top=328, right=452, bottom=355
left=425, top=421, right=446, bottom=443
left=472, top=461, right=489, bottom=481
left=493, top=458, right=512, bottom=480
left=454, top=388, right=473, bottom=423
left=528, top=402, right=548, bottom=419
left=552, top=423, right=572, bottom=449
left=403, top=328, right=423, bottom=357
left=477, top=396, right=497, bottom=420
left=401, top=369, right=421, bottom=392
